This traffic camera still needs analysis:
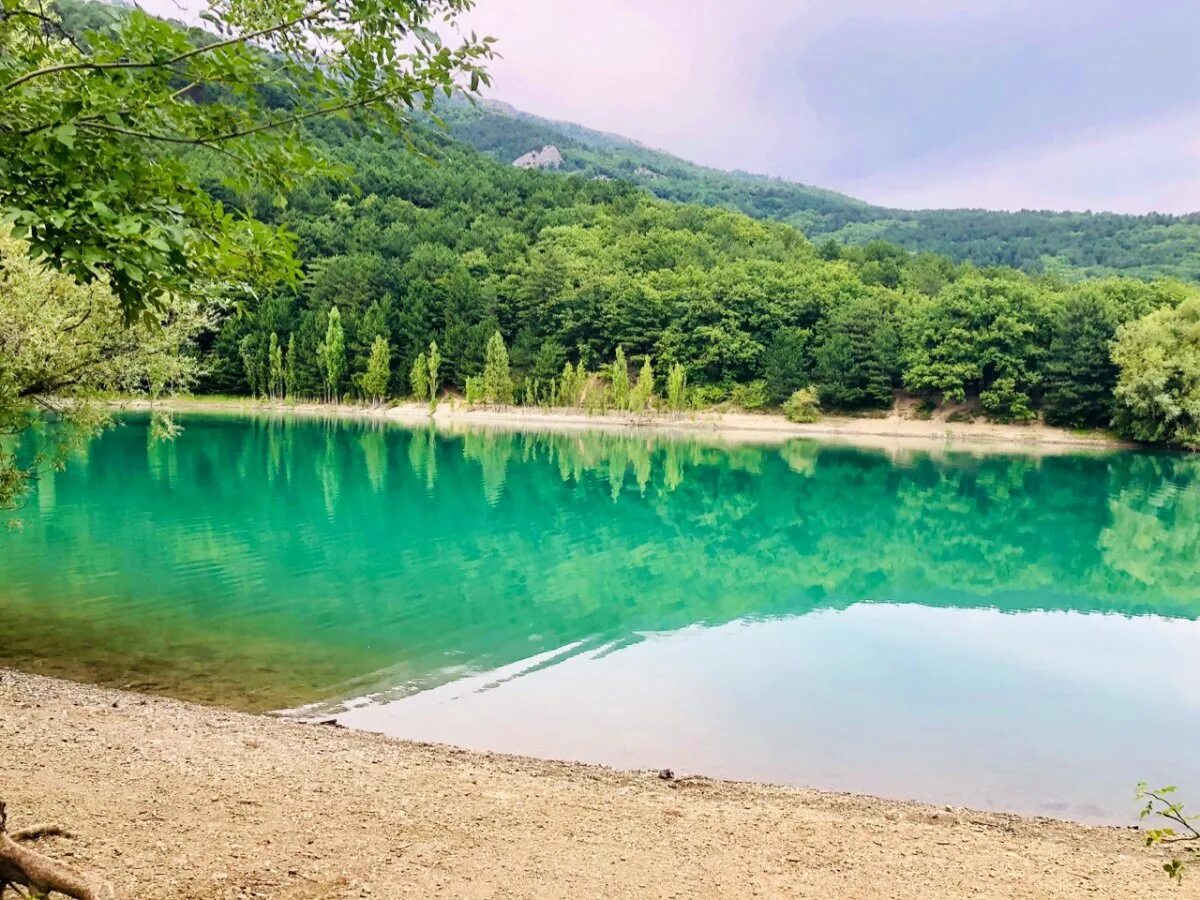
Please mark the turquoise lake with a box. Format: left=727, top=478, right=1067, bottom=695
left=2, top=412, right=1199, bottom=822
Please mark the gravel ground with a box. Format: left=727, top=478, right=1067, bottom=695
left=1, top=669, right=1189, bottom=899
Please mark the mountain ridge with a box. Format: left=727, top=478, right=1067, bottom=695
left=436, top=95, right=1200, bottom=281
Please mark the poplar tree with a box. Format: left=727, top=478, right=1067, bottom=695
left=268, top=332, right=284, bottom=401
left=667, top=363, right=688, bottom=411
left=320, top=306, right=346, bottom=403
left=284, top=333, right=297, bottom=401
left=609, top=346, right=630, bottom=410
left=482, top=331, right=514, bottom=404
left=410, top=351, right=430, bottom=402
left=427, top=340, right=442, bottom=406
left=362, top=335, right=391, bottom=405
left=632, top=355, right=654, bottom=411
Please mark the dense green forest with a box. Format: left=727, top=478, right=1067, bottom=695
left=15, top=0, right=1200, bottom=455
left=441, top=99, right=1200, bottom=282
left=199, top=112, right=1200, bottom=446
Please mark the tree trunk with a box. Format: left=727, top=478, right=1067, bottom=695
left=0, top=803, right=115, bottom=899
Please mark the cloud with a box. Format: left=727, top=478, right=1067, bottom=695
left=842, top=106, right=1200, bottom=213
left=135, top=0, right=1200, bottom=213
left=466, top=0, right=1200, bottom=213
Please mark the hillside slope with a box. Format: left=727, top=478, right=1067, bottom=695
left=439, top=98, right=1200, bottom=282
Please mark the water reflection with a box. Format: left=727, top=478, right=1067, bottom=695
left=2, top=413, right=1199, bottom=708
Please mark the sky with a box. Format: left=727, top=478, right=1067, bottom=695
left=456, top=0, right=1200, bottom=214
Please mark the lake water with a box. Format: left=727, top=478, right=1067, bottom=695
left=3, top=412, right=1199, bottom=822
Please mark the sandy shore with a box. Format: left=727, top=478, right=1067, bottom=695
left=138, top=396, right=1129, bottom=454
left=1, top=670, right=1186, bottom=899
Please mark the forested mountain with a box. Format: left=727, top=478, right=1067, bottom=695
left=195, top=113, right=1199, bottom=445
left=31, top=0, right=1200, bottom=449
left=438, top=98, right=1200, bottom=282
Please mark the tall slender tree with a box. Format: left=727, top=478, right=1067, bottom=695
left=320, top=306, right=346, bottom=403
left=285, top=333, right=297, bottom=401
left=609, top=346, right=630, bottom=410
left=362, top=335, right=391, bottom=406
left=482, top=331, right=513, bottom=404
left=427, top=340, right=442, bottom=406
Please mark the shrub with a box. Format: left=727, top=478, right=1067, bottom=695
left=689, top=384, right=729, bottom=408
left=784, top=387, right=821, bottom=423
left=730, top=380, right=769, bottom=411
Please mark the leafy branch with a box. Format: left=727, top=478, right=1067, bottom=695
left=1137, top=783, right=1200, bottom=882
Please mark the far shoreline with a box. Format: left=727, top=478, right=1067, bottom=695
left=127, top=394, right=1134, bottom=455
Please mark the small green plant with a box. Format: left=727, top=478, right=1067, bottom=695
left=914, top=396, right=937, bottom=420
left=1137, top=783, right=1199, bottom=882
left=783, top=387, right=821, bottom=423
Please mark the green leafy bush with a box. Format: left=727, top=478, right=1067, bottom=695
left=730, top=380, right=769, bottom=410
left=783, top=388, right=821, bottom=423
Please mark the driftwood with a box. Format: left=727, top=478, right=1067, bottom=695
left=0, top=802, right=115, bottom=899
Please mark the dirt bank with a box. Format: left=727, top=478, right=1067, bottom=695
left=1, top=671, right=1185, bottom=899
left=137, top=395, right=1129, bottom=454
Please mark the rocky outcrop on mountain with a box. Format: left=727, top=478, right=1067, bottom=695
left=513, top=145, right=564, bottom=169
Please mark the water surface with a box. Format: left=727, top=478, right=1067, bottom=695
left=3, top=413, right=1198, bottom=821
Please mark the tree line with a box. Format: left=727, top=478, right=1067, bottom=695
left=206, top=119, right=1200, bottom=447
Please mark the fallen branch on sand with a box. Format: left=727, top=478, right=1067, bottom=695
left=0, top=802, right=115, bottom=899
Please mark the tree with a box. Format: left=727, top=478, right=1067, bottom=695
left=1112, top=298, right=1200, bottom=448
left=427, top=340, right=442, bottom=406
left=362, top=335, right=391, bottom=405
left=631, top=355, right=654, bottom=411
left=239, top=333, right=266, bottom=397
left=480, top=330, right=513, bottom=404
left=284, top=332, right=297, bottom=400
left=1042, top=290, right=1119, bottom=428
left=763, top=327, right=814, bottom=404
left=608, top=346, right=630, bottom=410
left=410, top=350, right=429, bottom=402
left=814, top=295, right=898, bottom=410
left=320, top=306, right=346, bottom=403
left=902, top=276, right=1047, bottom=421
left=268, top=332, right=284, bottom=401
left=0, top=233, right=209, bottom=511
left=0, top=0, right=494, bottom=320
left=558, top=360, right=587, bottom=408
left=666, top=363, right=687, bottom=411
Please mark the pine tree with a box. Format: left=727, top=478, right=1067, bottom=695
left=362, top=335, right=391, bottom=405
left=609, top=346, right=630, bottom=410
left=1043, top=292, right=1119, bottom=428
left=410, top=351, right=429, bottom=402
left=320, top=306, right=346, bottom=403
left=482, top=331, right=513, bottom=404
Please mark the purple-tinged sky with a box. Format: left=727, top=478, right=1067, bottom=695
left=459, top=0, right=1200, bottom=214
